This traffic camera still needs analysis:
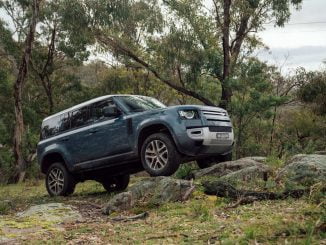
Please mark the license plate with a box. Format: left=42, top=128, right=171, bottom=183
left=216, top=133, right=229, bottom=139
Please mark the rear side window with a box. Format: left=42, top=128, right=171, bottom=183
left=70, top=106, right=90, bottom=129
left=59, top=112, right=70, bottom=132
left=41, top=113, right=70, bottom=139
left=41, top=116, right=60, bottom=139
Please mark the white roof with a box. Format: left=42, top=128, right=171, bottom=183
left=43, top=94, right=140, bottom=121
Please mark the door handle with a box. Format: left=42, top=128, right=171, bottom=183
left=89, top=129, right=99, bottom=134
left=61, top=137, right=69, bottom=142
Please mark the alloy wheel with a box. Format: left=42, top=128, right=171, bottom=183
left=145, top=139, right=169, bottom=170
left=47, top=167, right=64, bottom=195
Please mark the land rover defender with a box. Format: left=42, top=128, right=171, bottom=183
left=37, top=95, right=234, bottom=196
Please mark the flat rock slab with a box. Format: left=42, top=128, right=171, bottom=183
left=0, top=203, right=82, bottom=243
left=192, top=157, right=270, bottom=182
left=103, top=177, right=194, bottom=215
left=16, top=203, right=83, bottom=223
left=277, top=154, right=326, bottom=186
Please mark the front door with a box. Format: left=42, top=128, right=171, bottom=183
left=72, top=99, right=131, bottom=165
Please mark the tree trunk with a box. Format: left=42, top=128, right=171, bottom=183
left=269, top=106, right=277, bottom=155
left=12, top=0, right=41, bottom=183
left=236, top=116, right=243, bottom=158
left=219, top=0, right=232, bottom=110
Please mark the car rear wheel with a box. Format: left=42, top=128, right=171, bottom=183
left=102, top=174, right=130, bottom=192
left=46, top=162, right=76, bottom=196
left=141, top=133, right=181, bottom=176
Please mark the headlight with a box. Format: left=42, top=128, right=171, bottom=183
left=178, top=110, right=199, bottom=119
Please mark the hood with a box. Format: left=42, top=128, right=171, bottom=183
left=167, top=105, right=227, bottom=113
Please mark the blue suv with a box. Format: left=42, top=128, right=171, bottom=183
left=37, top=95, right=234, bottom=196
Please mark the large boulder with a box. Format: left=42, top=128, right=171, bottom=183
left=277, top=154, right=326, bottom=186
left=103, top=177, right=194, bottom=215
left=192, top=157, right=270, bottom=182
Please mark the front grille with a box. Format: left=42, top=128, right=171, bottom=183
left=202, top=110, right=227, bottom=116
left=209, top=126, right=232, bottom=132
left=202, top=110, right=230, bottom=122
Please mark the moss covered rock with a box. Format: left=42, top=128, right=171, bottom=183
left=192, top=157, right=270, bottom=182
left=16, top=203, right=83, bottom=223
left=277, top=154, right=326, bottom=186
left=103, top=177, right=194, bottom=215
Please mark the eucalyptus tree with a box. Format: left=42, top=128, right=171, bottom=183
left=30, top=0, right=91, bottom=113
left=61, top=0, right=302, bottom=108
left=0, top=0, right=42, bottom=182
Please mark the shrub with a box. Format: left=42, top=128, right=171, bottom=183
left=174, top=162, right=198, bottom=180
left=0, top=147, right=13, bottom=184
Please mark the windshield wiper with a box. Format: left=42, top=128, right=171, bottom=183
left=130, top=108, right=146, bottom=112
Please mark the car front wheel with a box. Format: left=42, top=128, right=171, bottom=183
left=196, top=152, right=233, bottom=169
left=46, top=162, right=76, bottom=196
left=141, top=133, right=181, bottom=176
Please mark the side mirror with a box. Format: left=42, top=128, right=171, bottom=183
left=103, top=106, right=120, bottom=117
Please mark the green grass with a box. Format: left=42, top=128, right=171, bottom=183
left=0, top=178, right=325, bottom=244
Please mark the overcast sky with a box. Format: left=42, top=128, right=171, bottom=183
left=1, top=0, right=325, bottom=74
left=257, top=0, right=326, bottom=73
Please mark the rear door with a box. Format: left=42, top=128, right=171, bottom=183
left=65, top=106, right=92, bottom=164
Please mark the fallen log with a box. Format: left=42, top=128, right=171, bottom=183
left=203, top=180, right=308, bottom=205
left=109, top=212, right=149, bottom=222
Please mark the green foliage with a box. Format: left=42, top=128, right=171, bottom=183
left=0, top=201, right=10, bottom=215
left=297, top=70, right=326, bottom=115
left=189, top=200, right=211, bottom=222
left=275, top=109, right=326, bottom=156
left=174, top=162, right=197, bottom=179
left=0, top=147, right=14, bottom=184
left=308, top=182, right=326, bottom=204
left=231, top=58, right=287, bottom=157
left=265, top=155, right=284, bottom=169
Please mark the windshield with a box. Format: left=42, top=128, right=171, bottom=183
left=115, top=96, right=166, bottom=112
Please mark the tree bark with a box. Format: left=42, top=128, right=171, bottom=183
left=219, top=0, right=232, bottom=109
left=12, top=0, right=41, bottom=183
left=30, top=25, right=56, bottom=113
left=217, top=1, right=251, bottom=110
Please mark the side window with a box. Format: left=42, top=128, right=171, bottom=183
left=41, top=116, right=60, bottom=139
left=70, top=106, right=90, bottom=129
left=90, top=100, right=118, bottom=123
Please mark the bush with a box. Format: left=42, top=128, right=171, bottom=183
left=0, top=200, right=11, bottom=215
left=174, top=162, right=198, bottom=180
left=0, top=147, right=13, bottom=184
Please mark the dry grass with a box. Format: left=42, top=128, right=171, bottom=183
left=0, top=178, right=325, bottom=244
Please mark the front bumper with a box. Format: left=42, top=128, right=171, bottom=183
left=174, top=127, right=234, bottom=157
left=186, top=127, right=234, bottom=146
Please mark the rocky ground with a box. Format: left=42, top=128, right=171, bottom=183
left=0, top=154, right=325, bottom=244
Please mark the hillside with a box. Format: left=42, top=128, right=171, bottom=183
left=0, top=154, right=325, bottom=244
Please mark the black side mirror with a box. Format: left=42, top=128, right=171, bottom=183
left=103, top=106, right=120, bottom=117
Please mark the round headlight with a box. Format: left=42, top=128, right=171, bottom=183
left=179, top=110, right=195, bottom=119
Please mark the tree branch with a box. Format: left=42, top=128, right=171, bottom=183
left=96, top=34, right=216, bottom=106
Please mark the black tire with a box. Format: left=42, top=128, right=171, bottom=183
left=197, top=152, right=233, bottom=169
left=46, top=162, right=76, bottom=197
left=141, top=133, right=181, bottom=176
left=196, top=158, right=215, bottom=169
left=102, top=174, right=130, bottom=192
left=220, top=152, right=232, bottom=162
